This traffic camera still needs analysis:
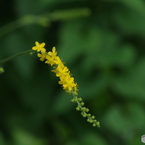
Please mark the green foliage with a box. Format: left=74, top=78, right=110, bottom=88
left=12, top=129, right=47, bottom=145
left=1, top=0, right=145, bottom=145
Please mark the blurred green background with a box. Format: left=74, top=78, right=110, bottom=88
left=0, top=0, right=145, bottom=145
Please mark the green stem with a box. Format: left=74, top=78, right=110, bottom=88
left=0, top=50, right=34, bottom=65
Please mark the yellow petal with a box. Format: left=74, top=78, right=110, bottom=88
left=52, top=47, right=56, bottom=53
left=35, top=41, right=39, bottom=46
left=40, top=42, right=45, bottom=47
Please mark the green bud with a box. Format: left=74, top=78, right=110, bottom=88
left=71, top=99, right=75, bottom=102
left=82, top=114, right=87, bottom=118
left=76, top=106, right=80, bottom=111
left=92, top=123, right=96, bottom=127
left=81, top=107, right=86, bottom=111
left=87, top=118, right=92, bottom=122
left=89, top=120, right=93, bottom=123
left=74, top=98, right=78, bottom=102
left=85, top=108, right=89, bottom=112
left=91, top=116, right=95, bottom=119
left=81, top=112, right=87, bottom=117
left=0, top=67, right=4, bottom=74
left=77, top=98, right=82, bottom=102
left=80, top=102, right=84, bottom=106
left=29, top=52, right=34, bottom=55
left=96, top=122, right=100, bottom=127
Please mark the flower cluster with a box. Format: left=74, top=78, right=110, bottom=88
left=32, top=41, right=100, bottom=127
left=32, top=41, right=77, bottom=94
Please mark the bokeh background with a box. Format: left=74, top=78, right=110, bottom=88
left=0, top=0, right=145, bottom=145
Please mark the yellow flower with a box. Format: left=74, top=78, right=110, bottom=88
left=32, top=41, right=46, bottom=54
left=53, top=65, right=69, bottom=77
left=37, top=53, right=46, bottom=61
left=45, top=47, right=59, bottom=66
left=45, top=55, right=56, bottom=66
left=54, top=56, right=63, bottom=65
left=48, top=47, right=57, bottom=58
left=60, top=76, right=77, bottom=91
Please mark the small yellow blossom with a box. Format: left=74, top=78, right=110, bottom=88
left=37, top=53, right=46, bottom=61
left=61, top=76, right=77, bottom=91
left=45, top=55, right=56, bottom=66
left=48, top=47, right=57, bottom=57
left=54, top=56, right=63, bottom=65
left=53, top=65, right=69, bottom=77
left=32, top=41, right=46, bottom=54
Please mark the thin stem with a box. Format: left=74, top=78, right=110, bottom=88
left=0, top=50, right=34, bottom=65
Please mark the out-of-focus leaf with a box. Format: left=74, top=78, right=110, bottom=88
left=83, top=43, right=136, bottom=70
left=77, top=73, right=108, bottom=99
left=120, top=0, right=145, bottom=14
left=12, top=129, right=47, bottom=145
left=114, top=9, right=145, bottom=35
left=0, top=132, right=5, bottom=145
left=58, top=20, right=86, bottom=64
left=51, top=119, right=72, bottom=143
left=51, top=91, right=74, bottom=115
left=14, top=0, right=44, bottom=16
left=80, top=132, right=108, bottom=145
left=112, top=58, right=145, bottom=101
left=128, top=134, right=144, bottom=145
left=102, top=103, right=145, bottom=141
left=58, top=22, right=119, bottom=64
left=66, top=141, right=79, bottom=145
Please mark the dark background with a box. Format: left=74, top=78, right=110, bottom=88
left=0, top=0, right=145, bottom=145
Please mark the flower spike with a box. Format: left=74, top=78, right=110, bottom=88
left=32, top=41, right=100, bottom=127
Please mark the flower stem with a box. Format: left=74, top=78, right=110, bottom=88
left=0, top=50, right=34, bottom=65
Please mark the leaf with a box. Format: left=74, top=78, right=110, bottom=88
left=80, top=132, right=108, bottom=145
left=102, top=103, right=145, bottom=141
left=58, top=20, right=86, bottom=64
left=51, top=91, right=74, bottom=115
left=120, top=0, right=145, bottom=14
left=12, top=129, right=47, bottom=145
left=0, top=132, right=5, bottom=145
left=112, top=58, right=145, bottom=101
left=113, top=8, right=145, bottom=35
left=83, top=43, right=136, bottom=69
